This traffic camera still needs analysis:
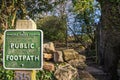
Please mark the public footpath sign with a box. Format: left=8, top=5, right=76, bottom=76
left=3, top=30, right=43, bottom=70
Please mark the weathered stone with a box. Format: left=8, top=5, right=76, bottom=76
left=78, top=70, right=96, bottom=80
left=14, top=71, right=32, bottom=80
left=43, top=62, right=55, bottom=71
left=62, top=49, right=86, bottom=62
left=79, top=45, right=86, bottom=53
left=43, top=42, right=55, bottom=52
left=54, top=51, right=64, bottom=63
left=43, top=53, right=53, bottom=60
left=62, top=49, right=78, bottom=61
left=68, top=59, right=87, bottom=69
left=16, top=20, right=37, bottom=29
left=54, top=63, right=78, bottom=80
left=78, top=55, right=86, bottom=62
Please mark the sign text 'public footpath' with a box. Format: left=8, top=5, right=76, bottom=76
left=3, top=30, right=43, bottom=70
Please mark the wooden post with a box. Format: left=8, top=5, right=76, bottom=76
left=14, top=20, right=37, bottom=80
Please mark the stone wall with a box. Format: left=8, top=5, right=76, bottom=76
left=43, top=42, right=95, bottom=80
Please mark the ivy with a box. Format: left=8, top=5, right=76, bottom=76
left=36, top=70, right=56, bottom=80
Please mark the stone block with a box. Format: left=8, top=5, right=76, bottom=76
left=16, top=20, right=36, bottom=29
left=54, top=63, right=78, bottom=80
left=43, top=42, right=55, bottom=52
left=62, top=49, right=86, bottom=62
left=43, top=53, right=53, bottom=60
left=68, top=59, right=87, bottom=69
left=14, top=71, right=32, bottom=80
left=78, top=55, right=86, bottom=62
left=43, top=62, right=55, bottom=71
left=54, top=51, right=64, bottom=63
left=62, top=49, right=78, bottom=61
left=78, top=70, right=96, bottom=80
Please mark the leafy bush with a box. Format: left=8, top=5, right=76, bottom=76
left=0, top=50, right=14, bottom=80
left=0, top=66, right=14, bottom=80
left=37, top=16, right=66, bottom=41
left=36, top=70, right=56, bottom=80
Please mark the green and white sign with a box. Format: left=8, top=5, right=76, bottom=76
left=3, top=30, right=43, bottom=70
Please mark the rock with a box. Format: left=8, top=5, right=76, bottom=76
left=62, top=49, right=78, bottom=61
left=16, top=20, right=37, bottom=29
left=62, top=49, right=86, bottom=62
left=54, top=63, right=78, bottom=80
left=79, top=45, right=86, bottom=53
left=68, top=59, right=87, bottom=69
left=78, top=70, right=96, bottom=80
left=54, top=51, right=64, bottom=63
left=78, top=54, right=86, bottom=62
left=43, top=42, right=55, bottom=52
left=43, top=53, right=53, bottom=60
left=43, top=62, right=55, bottom=71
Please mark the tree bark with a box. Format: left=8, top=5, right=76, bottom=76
left=98, top=1, right=120, bottom=80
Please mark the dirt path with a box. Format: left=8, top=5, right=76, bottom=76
left=86, top=66, right=108, bottom=80
left=86, top=65, right=120, bottom=80
left=54, top=42, right=120, bottom=80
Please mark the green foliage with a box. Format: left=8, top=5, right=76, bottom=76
left=73, top=0, right=94, bottom=14
left=0, top=50, right=14, bottom=80
left=0, top=67, right=14, bottom=80
left=24, top=0, right=57, bottom=19
left=81, top=34, right=92, bottom=43
left=36, top=70, right=56, bottom=80
left=37, top=16, right=66, bottom=41
left=0, top=0, right=66, bottom=33
left=72, top=0, right=101, bottom=49
left=72, top=0, right=99, bottom=33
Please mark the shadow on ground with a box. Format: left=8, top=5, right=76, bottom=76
left=85, top=64, right=120, bottom=80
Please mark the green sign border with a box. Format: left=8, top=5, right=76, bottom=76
left=3, top=29, right=43, bottom=70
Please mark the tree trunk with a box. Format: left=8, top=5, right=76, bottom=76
left=98, top=1, right=120, bottom=80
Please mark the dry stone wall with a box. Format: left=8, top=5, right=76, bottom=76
left=43, top=42, right=96, bottom=80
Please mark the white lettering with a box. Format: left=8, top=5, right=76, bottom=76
left=23, top=55, right=26, bottom=60
left=14, top=55, right=18, bottom=61
left=24, top=43, right=28, bottom=49
left=10, top=43, right=14, bottom=48
left=10, top=43, right=35, bottom=49
left=26, top=56, right=31, bottom=61
left=19, top=55, right=22, bottom=61
left=15, top=44, right=19, bottom=49
left=6, top=55, right=10, bottom=60
left=30, top=55, right=34, bottom=61
left=35, top=56, right=39, bottom=61
left=6, top=55, right=40, bottom=61
left=9, top=55, right=13, bottom=61
left=31, top=43, right=34, bottom=49
left=20, top=43, right=23, bottom=48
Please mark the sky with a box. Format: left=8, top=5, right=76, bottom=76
left=66, top=0, right=101, bottom=36
left=37, top=0, right=101, bottom=36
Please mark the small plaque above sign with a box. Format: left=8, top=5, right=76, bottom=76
left=3, top=30, right=43, bottom=70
